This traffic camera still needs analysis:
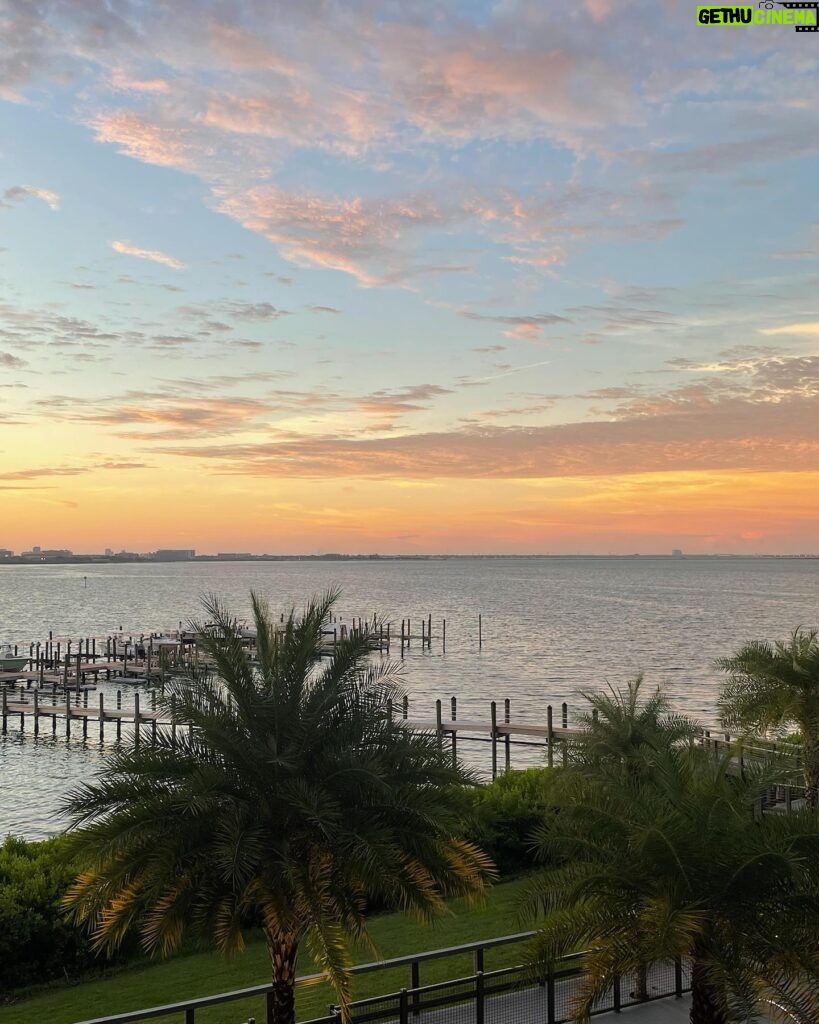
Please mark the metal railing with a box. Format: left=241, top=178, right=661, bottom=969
left=76, top=932, right=690, bottom=1024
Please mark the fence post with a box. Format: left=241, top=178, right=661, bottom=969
left=613, top=975, right=621, bottom=1013
left=185, top=1008, right=195, bottom=1024
left=476, top=970, right=485, bottom=1024
left=399, top=987, right=409, bottom=1024
left=411, top=960, right=420, bottom=1017
left=674, top=957, right=683, bottom=998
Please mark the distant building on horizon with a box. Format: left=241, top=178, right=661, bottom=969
left=0, top=548, right=13, bottom=559
left=22, top=548, right=73, bottom=559
left=672, top=549, right=683, bottom=557
left=153, top=549, right=196, bottom=561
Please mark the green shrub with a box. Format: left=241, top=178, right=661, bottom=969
left=462, top=768, right=555, bottom=876
left=0, top=834, right=100, bottom=993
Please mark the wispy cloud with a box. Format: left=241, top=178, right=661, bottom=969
left=760, top=323, right=819, bottom=337
left=1, top=185, right=60, bottom=211
left=111, top=240, right=186, bottom=270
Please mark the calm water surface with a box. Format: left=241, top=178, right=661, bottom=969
left=1, top=557, right=817, bottom=839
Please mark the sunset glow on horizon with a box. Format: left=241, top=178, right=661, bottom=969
left=2, top=1, right=818, bottom=555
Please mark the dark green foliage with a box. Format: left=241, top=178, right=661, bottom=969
left=462, top=768, right=555, bottom=875
left=62, top=591, right=494, bottom=1023
left=0, top=835, right=98, bottom=992
left=525, top=683, right=819, bottom=1024
left=718, top=628, right=819, bottom=807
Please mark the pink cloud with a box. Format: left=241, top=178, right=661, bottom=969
left=2, top=185, right=60, bottom=210
left=216, top=185, right=449, bottom=285
left=111, top=240, right=186, bottom=270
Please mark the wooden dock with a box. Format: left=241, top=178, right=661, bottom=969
left=0, top=609, right=485, bottom=690
left=1, top=688, right=798, bottom=794
left=0, top=689, right=586, bottom=763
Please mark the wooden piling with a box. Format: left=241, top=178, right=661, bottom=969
left=450, top=696, right=457, bottom=766
left=133, top=693, right=140, bottom=748
left=504, top=697, right=511, bottom=771
left=478, top=614, right=482, bottom=648
left=546, top=705, right=554, bottom=768
left=442, top=618, right=446, bottom=652
left=435, top=698, right=442, bottom=751
left=99, top=694, right=105, bottom=741
left=33, top=690, right=39, bottom=736
left=490, top=701, right=498, bottom=780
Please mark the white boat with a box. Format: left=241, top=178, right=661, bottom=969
left=0, top=645, right=28, bottom=673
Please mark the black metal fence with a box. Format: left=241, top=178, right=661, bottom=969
left=76, top=931, right=690, bottom=1024
left=306, top=955, right=690, bottom=1024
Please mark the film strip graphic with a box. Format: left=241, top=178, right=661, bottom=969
left=775, top=2, right=819, bottom=31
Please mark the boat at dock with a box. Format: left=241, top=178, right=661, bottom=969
left=0, top=645, right=29, bottom=673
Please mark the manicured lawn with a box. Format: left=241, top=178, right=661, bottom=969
left=0, top=879, right=530, bottom=1024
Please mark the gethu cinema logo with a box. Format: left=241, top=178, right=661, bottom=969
left=697, top=2, right=819, bottom=30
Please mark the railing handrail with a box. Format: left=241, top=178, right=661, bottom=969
left=74, top=930, right=538, bottom=1024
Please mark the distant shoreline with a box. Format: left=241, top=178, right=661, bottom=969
left=1, top=553, right=817, bottom=566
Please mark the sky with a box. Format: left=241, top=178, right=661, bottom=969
left=1, top=0, right=818, bottom=556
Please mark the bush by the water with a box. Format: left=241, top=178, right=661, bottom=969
left=463, top=767, right=554, bottom=875
left=0, top=834, right=100, bottom=993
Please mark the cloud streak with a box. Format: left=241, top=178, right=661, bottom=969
left=111, top=240, right=186, bottom=270
left=1, top=185, right=60, bottom=210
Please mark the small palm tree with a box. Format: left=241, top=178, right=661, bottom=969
left=718, top=628, right=819, bottom=808
left=526, top=742, right=819, bottom=1024
left=62, top=590, right=494, bottom=1024
left=571, top=675, right=698, bottom=773
left=567, top=677, right=698, bottom=1002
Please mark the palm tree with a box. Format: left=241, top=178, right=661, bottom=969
left=571, top=675, right=698, bottom=773
left=718, top=628, right=819, bottom=809
left=568, top=677, right=697, bottom=1002
left=525, top=742, right=819, bottom=1024
left=62, top=590, right=494, bottom=1024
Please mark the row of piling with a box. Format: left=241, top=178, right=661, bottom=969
left=2, top=613, right=486, bottom=686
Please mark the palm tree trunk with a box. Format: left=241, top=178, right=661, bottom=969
left=690, top=958, right=727, bottom=1024
left=264, top=931, right=299, bottom=1024
left=804, top=737, right=819, bottom=810
left=634, top=963, right=649, bottom=1001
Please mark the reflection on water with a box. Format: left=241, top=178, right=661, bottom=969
left=1, top=556, right=817, bottom=839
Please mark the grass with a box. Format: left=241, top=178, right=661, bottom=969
left=0, top=878, right=530, bottom=1024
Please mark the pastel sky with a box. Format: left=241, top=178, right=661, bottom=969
left=1, top=0, right=818, bottom=555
